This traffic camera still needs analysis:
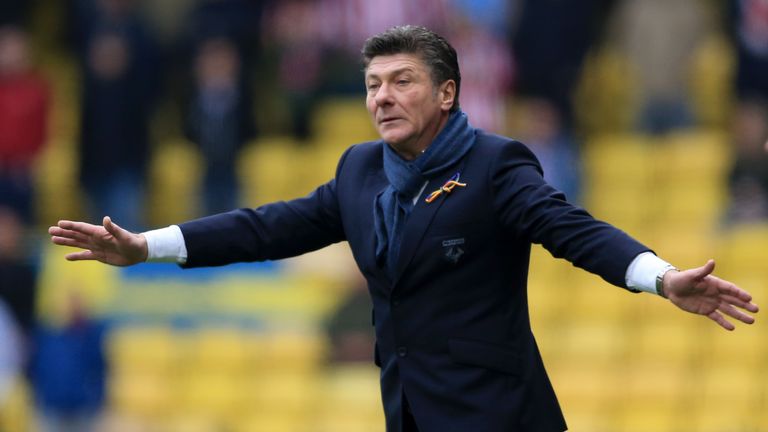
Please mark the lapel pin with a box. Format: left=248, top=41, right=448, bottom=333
left=425, top=172, right=466, bottom=204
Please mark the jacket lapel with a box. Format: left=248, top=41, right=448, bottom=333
left=364, top=168, right=392, bottom=281
left=391, top=168, right=461, bottom=286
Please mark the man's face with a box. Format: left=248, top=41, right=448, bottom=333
left=365, top=53, right=454, bottom=159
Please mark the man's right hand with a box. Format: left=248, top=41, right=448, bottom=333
left=49, top=216, right=148, bottom=266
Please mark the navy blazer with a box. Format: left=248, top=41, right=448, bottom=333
left=179, top=131, right=650, bottom=432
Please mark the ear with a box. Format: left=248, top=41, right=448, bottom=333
left=439, top=80, right=456, bottom=112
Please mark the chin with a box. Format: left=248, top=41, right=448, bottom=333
left=380, top=134, right=400, bottom=145
left=379, top=128, right=411, bottom=146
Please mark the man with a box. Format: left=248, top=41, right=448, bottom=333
left=50, top=26, right=757, bottom=432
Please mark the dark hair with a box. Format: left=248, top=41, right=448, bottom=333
left=361, top=25, right=461, bottom=112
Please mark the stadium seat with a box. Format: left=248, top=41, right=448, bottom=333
left=108, top=371, right=173, bottom=418
left=311, top=97, right=378, bottom=148
left=186, top=327, right=251, bottom=373
left=108, top=326, right=179, bottom=374
left=147, top=140, right=203, bottom=224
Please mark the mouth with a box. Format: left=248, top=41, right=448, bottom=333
left=379, top=116, right=401, bottom=126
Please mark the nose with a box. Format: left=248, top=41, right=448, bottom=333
left=373, top=82, right=394, bottom=107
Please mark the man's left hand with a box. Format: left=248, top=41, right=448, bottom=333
left=664, top=259, right=758, bottom=330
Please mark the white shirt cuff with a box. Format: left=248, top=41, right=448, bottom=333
left=143, top=225, right=188, bottom=264
left=625, top=251, right=673, bottom=295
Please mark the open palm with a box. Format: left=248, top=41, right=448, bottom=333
left=665, top=260, right=759, bottom=330
left=48, top=216, right=147, bottom=266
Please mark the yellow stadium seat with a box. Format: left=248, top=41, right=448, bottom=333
left=718, top=224, right=768, bottom=275
left=239, top=137, right=306, bottom=206
left=583, top=134, right=654, bottom=186
left=311, top=98, right=378, bottom=148
left=148, top=140, right=203, bottom=224
left=314, top=364, right=385, bottom=432
left=656, top=129, right=730, bottom=181
left=690, top=34, right=735, bottom=128
left=251, top=331, right=327, bottom=372
left=187, top=327, right=251, bottom=373
left=0, top=377, right=33, bottom=432
left=107, top=326, right=179, bottom=374
left=245, top=370, right=320, bottom=419
left=552, top=362, right=622, bottom=406
left=176, top=372, right=248, bottom=420
left=108, top=371, right=173, bottom=418
left=616, top=406, right=676, bottom=432
left=161, top=415, right=221, bottom=432
left=233, top=415, right=309, bottom=432
left=706, top=325, right=766, bottom=367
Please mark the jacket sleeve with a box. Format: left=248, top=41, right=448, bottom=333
left=490, top=140, right=651, bottom=288
left=178, top=147, right=352, bottom=268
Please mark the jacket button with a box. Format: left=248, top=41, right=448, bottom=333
left=392, top=299, right=400, bottom=307
left=397, top=346, right=407, bottom=357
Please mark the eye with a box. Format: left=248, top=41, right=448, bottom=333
left=367, top=83, right=380, bottom=92
left=397, top=79, right=410, bottom=86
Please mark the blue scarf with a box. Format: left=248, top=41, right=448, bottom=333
left=373, top=110, right=476, bottom=276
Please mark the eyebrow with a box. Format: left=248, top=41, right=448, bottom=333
left=365, top=66, right=416, bottom=81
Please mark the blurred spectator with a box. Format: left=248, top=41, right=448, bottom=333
left=0, top=25, right=50, bottom=222
left=73, top=0, right=159, bottom=229
left=0, top=207, right=38, bottom=372
left=179, top=0, right=263, bottom=114
left=264, top=0, right=454, bottom=139
left=518, top=99, right=582, bottom=203
left=608, top=0, right=709, bottom=134
left=511, top=0, right=607, bottom=203
left=31, top=291, right=108, bottom=432
left=184, top=0, right=264, bottom=50
left=264, top=0, right=324, bottom=140
left=313, top=0, right=451, bottom=53
left=450, top=0, right=514, bottom=37
left=724, top=0, right=768, bottom=224
left=0, top=299, right=21, bottom=408
left=184, top=36, right=254, bottom=215
left=449, top=12, right=513, bottom=133
left=512, top=0, right=614, bottom=128
left=730, top=0, right=768, bottom=101
left=725, top=99, right=768, bottom=224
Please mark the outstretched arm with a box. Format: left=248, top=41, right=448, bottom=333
left=48, top=216, right=148, bottom=266
left=663, top=259, right=758, bottom=330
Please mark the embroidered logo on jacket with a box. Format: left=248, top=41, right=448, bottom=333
left=442, top=238, right=465, bottom=264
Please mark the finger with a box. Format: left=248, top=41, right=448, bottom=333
left=103, top=216, right=129, bottom=241
left=708, top=310, right=735, bottom=331
left=721, top=294, right=760, bottom=313
left=64, top=250, right=99, bottom=261
left=51, top=236, right=95, bottom=250
left=717, top=302, right=755, bottom=325
left=49, top=227, right=91, bottom=243
left=720, top=282, right=755, bottom=303
left=57, top=220, right=101, bottom=236
left=702, top=274, right=755, bottom=303
left=691, top=259, right=716, bottom=281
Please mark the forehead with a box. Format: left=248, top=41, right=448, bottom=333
left=365, top=53, right=429, bottom=78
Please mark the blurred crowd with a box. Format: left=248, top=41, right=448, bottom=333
left=1, top=0, right=768, bottom=429
left=2, top=0, right=768, bottom=226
